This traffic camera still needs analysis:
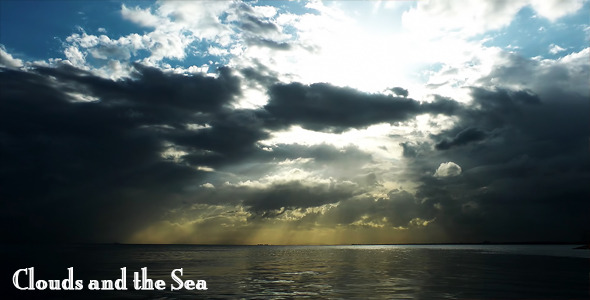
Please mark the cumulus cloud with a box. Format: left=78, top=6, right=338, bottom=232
left=63, top=45, right=86, bottom=67
left=121, top=4, right=162, bottom=28
left=59, top=0, right=300, bottom=78
left=0, top=46, right=23, bottom=68
left=434, top=162, right=462, bottom=178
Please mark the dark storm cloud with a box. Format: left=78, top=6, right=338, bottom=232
left=1, top=62, right=417, bottom=243
left=170, top=109, right=269, bottom=168
left=180, top=179, right=359, bottom=220
left=183, top=143, right=377, bottom=218
left=308, top=188, right=439, bottom=230
left=264, top=82, right=462, bottom=132
left=36, top=63, right=241, bottom=116
left=243, top=181, right=354, bottom=217
left=431, top=87, right=545, bottom=153
left=390, top=87, right=408, bottom=97
left=2, top=46, right=588, bottom=244
left=402, top=83, right=590, bottom=242
left=240, top=62, right=281, bottom=86
left=400, top=141, right=431, bottom=158
left=435, top=127, right=488, bottom=150
left=0, top=64, right=253, bottom=242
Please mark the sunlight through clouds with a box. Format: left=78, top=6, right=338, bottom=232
left=1, top=0, right=588, bottom=245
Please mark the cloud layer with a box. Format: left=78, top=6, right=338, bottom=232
left=1, top=0, right=588, bottom=244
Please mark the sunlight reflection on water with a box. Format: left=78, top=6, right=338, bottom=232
left=3, top=244, right=589, bottom=299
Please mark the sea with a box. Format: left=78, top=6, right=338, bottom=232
left=2, top=244, right=588, bottom=299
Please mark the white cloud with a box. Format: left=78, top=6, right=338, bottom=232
left=422, top=45, right=505, bottom=103
left=64, top=45, right=86, bottom=68
left=60, top=2, right=237, bottom=74
left=0, top=46, right=23, bottom=68
left=121, top=4, right=162, bottom=28
left=208, top=46, right=229, bottom=56
left=434, top=162, right=462, bottom=178
left=96, top=59, right=134, bottom=80
left=157, top=1, right=233, bottom=41
left=252, top=5, right=278, bottom=18
left=403, top=0, right=526, bottom=36
left=143, top=30, right=192, bottom=63
left=48, top=0, right=590, bottom=107
left=548, top=44, right=566, bottom=54
left=231, top=2, right=432, bottom=93
left=402, top=0, right=586, bottom=37
left=66, top=32, right=142, bottom=62
left=54, top=1, right=496, bottom=95
left=528, top=0, right=586, bottom=21
left=200, top=183, right=215, bottom=189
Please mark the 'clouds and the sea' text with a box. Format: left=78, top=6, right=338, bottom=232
left=12, top=267, right=207, bottom=291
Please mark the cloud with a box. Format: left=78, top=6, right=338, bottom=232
left=240, top=14, right=280, bottom=35
left=0, top=64, right=246, bottom=242
left=390, top=87, right=409, bottom=97
left=402, top=0, right=587, bottom=36
left=434, top=162, right=462, bottom=178
left=1, top=0, right=589, bottom=244
left=0, top=45, right=23, bottom=68
left=63, top=45, right=87, bottom=68
left=400, top=141, right=431, bottom=158
left=2, top=58, right=589, bottom=243
left=528, top=0, right=586, bottom=21
left=477, top=48, right=589, bottom=98
left=121, top=4, right=162, bottom=28
left=0, top=63, right=388, bottom=243
left=63, top=2, right=234, bottom=70
left=245, top=38, right=292, bottom=50
left=243, top=181, right=356, bottom=217
left=60, top=0, right=301, bottom=77
left=435, top=127, right=488, bottom=150
left=548, top=44, right=566, bottom=54
left=252, top=143, right=375, bottom=182
left=401, top=76, right=590, bottom=241
left=263, top=82, right=461, bottom=132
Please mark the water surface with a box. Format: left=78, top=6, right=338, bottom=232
left=3, top=244, right=588, bottom=299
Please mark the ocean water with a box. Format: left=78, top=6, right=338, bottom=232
left=2, top=244, right=588, bottom=299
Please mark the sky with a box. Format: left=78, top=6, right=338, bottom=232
left=0, top=0, right=589, bottom=245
